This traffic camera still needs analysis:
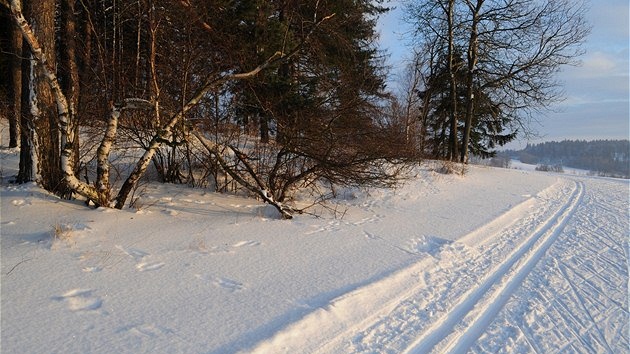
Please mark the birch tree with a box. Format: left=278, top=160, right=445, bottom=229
left=4, top=0, right=337, bottom=213
left=5, top=0, right=408, bottom=219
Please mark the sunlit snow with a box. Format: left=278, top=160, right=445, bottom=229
left=1, top=146, right=627, bottom=353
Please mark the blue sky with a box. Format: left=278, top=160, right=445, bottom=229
left=377, top=0, right=630, bottom=147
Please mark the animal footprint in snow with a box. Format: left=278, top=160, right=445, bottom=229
left=196, top=274, right=245, bottom=292
left=352, top=216, right=379, bottom=226
left=116, top=245, right=150, bottom=262
left=162, top=209, right=179, bottom=216
left=180, top=198, right=206, bottom=204
left=213, top=277, right=245, bottom=292
left=232, top=240, right=261, bottom=248
left=54, top=288, right=102, bottom=312
left=364, top=231, right=381, bottom=240
left=136, top=262, right=165, bottom=272
left=120, top=323, right=173, bottom=338
left=82, top=266, right=103, bottom=273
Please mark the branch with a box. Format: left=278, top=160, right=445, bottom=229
left=211, top=12, right=336, bottom=84
left=178, top=0, right=213, bottom=33
left=229, top=145, right=268, bottom=193
left=193, top=131, right=298, bottom=219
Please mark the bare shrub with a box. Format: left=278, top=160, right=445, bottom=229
left=435, top=159, right=467, bottom=175
left=51, top=223, right=75, bottom=249
left=535, top=164, right=564, bottom=173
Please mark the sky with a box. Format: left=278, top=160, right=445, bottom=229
left=377, top=0, right=630, bottom=147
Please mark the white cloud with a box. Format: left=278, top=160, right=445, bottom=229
left=580, top=52, right=617, bottom=74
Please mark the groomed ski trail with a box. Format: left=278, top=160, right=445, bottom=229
left=245, top=178, right=588, bottom=354
left=471, top=176, right=629, bottom=353
left=403, top=180, right=584, bottom=354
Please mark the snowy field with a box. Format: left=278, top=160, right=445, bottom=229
left=1, top=147, right=628, bottom=353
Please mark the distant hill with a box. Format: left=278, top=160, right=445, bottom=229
left=505, top=140, right=630, bottom=178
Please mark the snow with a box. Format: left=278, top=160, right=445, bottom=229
left=1, top=146, right=628, bottom=353
left=510, top=159, right=592, bottom=176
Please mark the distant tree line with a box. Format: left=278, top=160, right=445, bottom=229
left=508, top=140, right=630, bottom=178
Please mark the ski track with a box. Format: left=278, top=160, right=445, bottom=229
left=471, top=177, right=629, bottom=354
left=246, top=177, right=629, bottom=354
left=404, top=181, right=584, bottom=354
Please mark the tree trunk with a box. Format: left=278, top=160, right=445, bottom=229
left=446, top=0, right=459, bottom=162
left=94, top=105, right=120, bottom=206
left=24, top=0, right=64, bottom=194
left=16, top=41, right=34, bottom=183
left=461, top=0, right=483, bottom=163
left=10, top=0, right=102, bottom=203
left=60, top=0, right=81, bottom=174
left=9, top=18, right=22, bottom=148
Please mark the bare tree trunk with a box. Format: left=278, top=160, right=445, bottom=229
left=23, top=0, right=64, bottom=194
left=60, top=0, right=81, bottom=174
left=9, top=0, right=102, bottom=202
left=446, top=0, right=459, bottom=161
left=9, top=18, right=21, bottom=148
left=16, top=43, right=34, bottom=183
left=94, top=105, right=120, bottom=206
left=461, top=0, right=482, bottom=163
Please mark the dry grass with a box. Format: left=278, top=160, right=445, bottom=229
left=51, top=223, right=75, bottom=249
left=435, top=160, right=468, bottom=176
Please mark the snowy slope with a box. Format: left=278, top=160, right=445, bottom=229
left=1, top=147, right=628, bottom=353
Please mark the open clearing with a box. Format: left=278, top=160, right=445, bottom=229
left=1, top=148, right=628, bottom=353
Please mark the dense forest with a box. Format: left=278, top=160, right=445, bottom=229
left=0, top=0, right=589, bottom=217
left=508, top=140, right=630, bottom=178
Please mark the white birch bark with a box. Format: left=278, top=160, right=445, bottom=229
left=9, top=0, right=101, bottom=203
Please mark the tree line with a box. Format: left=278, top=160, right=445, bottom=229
left=0, top=0, right=588, bottom=218
left=510, top=140, right=630, bottom=178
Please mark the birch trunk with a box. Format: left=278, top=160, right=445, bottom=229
left=9, top=0, right=101, bottom=203
left=94, top=106, right=120, bottom=206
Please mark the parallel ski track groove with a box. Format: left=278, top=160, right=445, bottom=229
left=404, top=180, right=584, bottom=354
left=246, top=179, right=582, bottom=354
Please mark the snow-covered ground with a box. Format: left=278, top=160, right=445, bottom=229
left=1, top=147, right=628, bottom=353
left=510, top=159, right=592, bottom=176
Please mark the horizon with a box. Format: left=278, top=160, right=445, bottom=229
left=501, top=138, right=630, bottom=152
